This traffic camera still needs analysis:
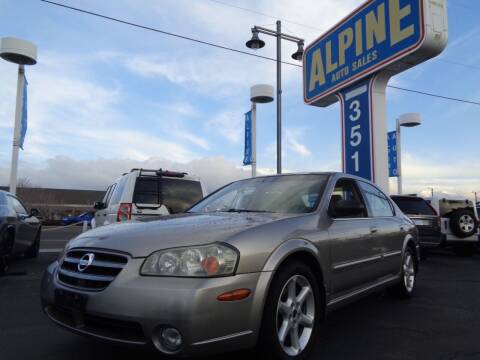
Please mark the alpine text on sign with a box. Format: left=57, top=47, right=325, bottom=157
left=303, top=0, right=447, bottom=107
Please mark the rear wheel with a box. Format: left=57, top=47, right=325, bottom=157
left=0, top=231, right=14, bottom=276
left=24, top=231, right=40, bottom=259
left=258, top=261, right=321, bottom=360
left=389, top=247, right=417, bottom=299
left=449, top=210, right=478, bottom=238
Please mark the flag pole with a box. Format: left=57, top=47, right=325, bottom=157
left=9, top=65, right=25, bottom=195
left=251, top=102, right=256, bottom=178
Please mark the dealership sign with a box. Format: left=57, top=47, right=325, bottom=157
left=303, top=0, right=448, bottom=191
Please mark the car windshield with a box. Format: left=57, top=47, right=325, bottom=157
left=189, top=174, right=328, bottom=214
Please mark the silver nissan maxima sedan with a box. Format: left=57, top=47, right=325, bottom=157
left=41, top=173, right=419, bottom=359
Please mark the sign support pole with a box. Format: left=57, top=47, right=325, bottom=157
left=338, top=72, right=391, bottom=193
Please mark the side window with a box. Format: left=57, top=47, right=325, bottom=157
left=103, top=183, right=116, bottom=207
left=7, top=196, right=27, bottom=214
left=358, top=181, right=394, bottom=217
left=329, top=179, right=367, bottom=218
left=110, top=176, right=128, bottom=205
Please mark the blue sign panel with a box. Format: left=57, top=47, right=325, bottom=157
left=304, top=0, right=425, bottom=105
left=387, top=130, right=398, bottom=177
left=339, top=77, right=374, bottom=181
left=243, top=110, right=252, bottom=165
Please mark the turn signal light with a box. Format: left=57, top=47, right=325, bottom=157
left=217, top=288, right=251, bottom=301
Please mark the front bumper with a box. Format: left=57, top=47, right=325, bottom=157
left=41, top=259, right=271, bottom=357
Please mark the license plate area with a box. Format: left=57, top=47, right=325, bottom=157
left=414, top=219, right=431, bottom=226
left=54, top=289, right=88, bottom=313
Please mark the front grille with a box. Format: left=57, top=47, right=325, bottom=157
left=58, top=249, right=128, bottom=291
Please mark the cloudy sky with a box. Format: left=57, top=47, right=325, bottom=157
left=0, top=0, right=478, bottom=197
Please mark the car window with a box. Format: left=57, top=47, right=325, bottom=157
left=110, top=176, right=128, bottom=205
left=329, top=179, right=367, bottom=218
left=162, top=179, right=204, bottom=213
left=133, top=177, right=161, bottom=204
left=190, top=174, right=328, bottom=214
left=7, top=195, right=28, bottom=214
left=391, top=197, right=436, bottom=215
left=0, top=193, right=6, bottom=205
left=103, top=183, right=116, bottom=207
left=358, top=181, right=394, bottom=217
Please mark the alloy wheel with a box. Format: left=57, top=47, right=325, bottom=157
left=403, top=252, right=415, bottom=293
left=459, top=214, right=475, bottom=233
left=276, top=275, right=315, bottom=356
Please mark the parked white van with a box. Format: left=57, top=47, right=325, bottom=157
left=92, top=169, right=205, bottom=228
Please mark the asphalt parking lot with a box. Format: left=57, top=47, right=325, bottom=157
left=1, top=245, right=479, bottom=360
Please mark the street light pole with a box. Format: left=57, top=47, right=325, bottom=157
left=395, top=113, right=422, bottom=195
left=0, top=37, right=37, bottom=195
left=276, top=20, right=282, bottom=174
left=246, top=22, right=304, bottom=175
left=9, top=65, right=25, bottom=195
left=251, top=102, right=257, bottom=177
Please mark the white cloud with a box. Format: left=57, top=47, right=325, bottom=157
left=206, top=110, right=244, bottom=144
left=0, top=155, right=249, bottom=194
left=285, top=128, right=311, bottom=157
left=389, top=153, right=480, bottom=199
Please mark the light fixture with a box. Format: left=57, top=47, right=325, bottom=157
left=246, top=30, right=265, bottom=50
left=291, top=40, right=304, bottom=61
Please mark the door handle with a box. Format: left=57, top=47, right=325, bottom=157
left=370, top=226, right=378, bottom=233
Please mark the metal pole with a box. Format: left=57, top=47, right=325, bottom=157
left=251, top=102, right=257, bottom=178
left=276, top=20, right=282, bottom=174
left=430, top=188, right=434, bottom=198
left=396, top=120, right=402, bottom=195
left=474, top=192, right=478, bottom=204
left=9, top=65, right=25, bottom=195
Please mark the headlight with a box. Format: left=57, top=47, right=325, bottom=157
left=141, top=243, right=239, bottom=277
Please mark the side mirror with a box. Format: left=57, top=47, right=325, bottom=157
left=93, top=201, right=106, bottom=210
left=330, top=199, right=365, bottom=218
left=29, top=208, right=40, bottom=217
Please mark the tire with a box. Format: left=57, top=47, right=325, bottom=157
left=453, top=243, right=476, bottom=257
left=449, top=209, right=478, bottom=238
left=258, top=260, right=321, bottom=360
left=388, top=247, right=417, bottom=299
left=0, top=231, right=14, bottom=276
left=24, top=231, right=40, bottom=259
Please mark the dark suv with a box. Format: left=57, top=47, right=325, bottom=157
left=391, top=195, right=441, bottom=259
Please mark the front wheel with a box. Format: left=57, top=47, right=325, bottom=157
left=389, top=247, right=417, bottom=299
left=258, top=261, right=321, bottom=360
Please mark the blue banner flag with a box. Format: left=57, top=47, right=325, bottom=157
left=387, top=131, right=398, bottom=177
left=243, top=111, right=252, bottom=165
left=19, top=75, right=28, bottom=150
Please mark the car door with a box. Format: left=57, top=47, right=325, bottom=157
left=357, top=180, right=404, bottom=277
left=328, top=178, right=383, bottom=296
left=7, top=195, right=37, bottom=253
left=95, top=184, right=115, bottom=227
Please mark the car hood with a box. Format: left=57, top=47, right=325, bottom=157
left=67, top=212, right=291, bottom=257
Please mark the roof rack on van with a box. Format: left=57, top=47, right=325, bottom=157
left=130, top=168, right=187, bottom=178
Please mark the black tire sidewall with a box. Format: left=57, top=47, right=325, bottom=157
left=259, top=261, right=321, bottom=360
left=0, top=232, right=13, bottom=275
left=450, top=210, right=478, bottom=238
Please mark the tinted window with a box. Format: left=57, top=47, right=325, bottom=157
left=358, top=181, right=394, bottom=217
left=162, top=179, right=203, bottom=213
left=329, top=179, right=367, bottom=218
left=392, top=197, right=436, bottom=216
left=133, top=177, right=203, bottom=213
left=190, top=175, right=327, bottom=214
left=7, top=196, right=27, bottom=214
